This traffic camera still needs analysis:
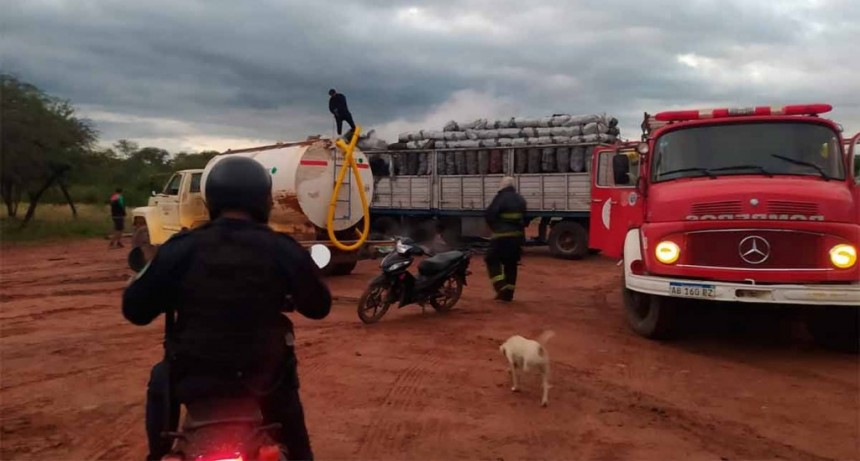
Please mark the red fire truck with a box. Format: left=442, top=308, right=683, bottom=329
left=590, top=104, right=859, bottom=351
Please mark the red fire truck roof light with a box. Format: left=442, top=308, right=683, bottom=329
left=654, top=104, right=832, bottom=122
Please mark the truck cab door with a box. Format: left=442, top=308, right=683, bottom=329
left=156, top=173, right=183, bottom=232
left=589, top=147, right=644, bottom=259
left=179, top=172, right=208, bottom=229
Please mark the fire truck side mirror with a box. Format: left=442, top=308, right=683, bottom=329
left=612, top=153, right=631, bottom=186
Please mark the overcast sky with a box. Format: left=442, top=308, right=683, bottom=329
left=3, top=0, right=858, bottom=153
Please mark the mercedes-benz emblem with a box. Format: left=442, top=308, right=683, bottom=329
left=738, top=235, right=771, bottom=265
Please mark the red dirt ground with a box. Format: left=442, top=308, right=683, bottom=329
left=1, top=239, right=858, bottom=460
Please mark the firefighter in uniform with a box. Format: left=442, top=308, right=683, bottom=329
left=122, top=156, right=332, bottom=461
left=484, top=176, right=527, bottom=302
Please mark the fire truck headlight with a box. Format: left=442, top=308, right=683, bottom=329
left=655, top=241, right=680, bottom=264
left=829, top=244, right=857, bottom=269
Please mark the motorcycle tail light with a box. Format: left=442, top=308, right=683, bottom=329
left=258, top=445, right=281, bottom=461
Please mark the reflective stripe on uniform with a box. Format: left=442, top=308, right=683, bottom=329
left=500, top=284, right=515, bottom=291
left=500, top=212, right=523, bottom=220
left=491, top=274, right=505, bottom=283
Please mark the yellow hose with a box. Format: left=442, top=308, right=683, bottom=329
left=326, top=126, right=371, bottom=251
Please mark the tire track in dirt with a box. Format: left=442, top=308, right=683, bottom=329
left=551, top=361, right=836, bottom=461
left=355, top=351, right=440, bottom=458
left=1, top=358, right=142, bottom=391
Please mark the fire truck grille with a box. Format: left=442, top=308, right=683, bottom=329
left=684, top=230, right=824, bottom=269
left=690, top=201, right=742, bottom=215
left=766, top=200, right=819, bottom=215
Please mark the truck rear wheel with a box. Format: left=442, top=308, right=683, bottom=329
left=806, top=307, right=859, bottom=353
left=622, top=273, right=677, bottom=339
left=548, top=221, right=588, bottom=259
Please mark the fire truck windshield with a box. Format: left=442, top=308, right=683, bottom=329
left=652, top=122, right=845, bottom=183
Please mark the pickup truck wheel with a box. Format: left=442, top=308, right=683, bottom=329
left=322, top=259, right=358, bottom=276
left=622, top=273, right=677, bottom=339
left=806, top=307, right=859, bottom=353
left=548, top=221, right=588, bottom=260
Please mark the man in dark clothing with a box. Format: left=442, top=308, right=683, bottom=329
left=484, top=176, right=527, bottom=302
left=328, top=88, right=356, bottom=138
left=122, top=156, right=332, bottom=461
left=109, top=187, right=126, bottom=249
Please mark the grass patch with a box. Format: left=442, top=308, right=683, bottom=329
left=1, top=203, right=118, bottom=244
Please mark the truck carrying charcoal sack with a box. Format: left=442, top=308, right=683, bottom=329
left=417, top=152, right=429, bottom=176
left=551, top=114, right=571, bottom=126
left=521, top=127, right=538, bottom=137
left=443, top=120, right=459, bottom=132
left=515, top=149, right=528, bottom=173
left=568, top=114, right=601, bottom=125
left=489, top=149, right=504, bottom=174
left=537, top=127, right=553, bottom=137
left=527, top=148, right=541, bottom=173
left=477, top=129, right=499, bottom=139
left=582, top=122, right=609, bottom=135
left=406, top=152, right=419, bottom=175
left=556, top=147, right=570, bottom=173
left=444, top=131, right=468, bottom=141
left=512, top=138, right=528, bottom=147
left=570, top=146, right=585, bottom=172
left=454, top=151, right=466, bottom=174
left=541, top=148, right=556, bottom=172
left=498, top=138, right=513, bottom=147
left=444, top=152, right=456, bottom=175
left=584, top=146, right=595, bottom=172
left=514, top=117, right=541, bottom=128
left=465, top=130, right=479, bottom=140
left=478, top=150, right=489, bottom=174
left=466, top=150, right=478, bottom=175
left=499, top=128, right=522, bottom=138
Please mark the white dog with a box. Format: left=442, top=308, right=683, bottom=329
left=499, top=330, right=555, bottom=407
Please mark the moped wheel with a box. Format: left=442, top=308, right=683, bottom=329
left=357, top=283, right=393, bottom=324
left=430, top=275, right=464, bottom=313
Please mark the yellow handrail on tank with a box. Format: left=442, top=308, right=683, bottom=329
left=326, top=126, right=371, bottom=251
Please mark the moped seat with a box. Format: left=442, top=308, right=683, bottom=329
left=418, top=251, right=465, bottom=276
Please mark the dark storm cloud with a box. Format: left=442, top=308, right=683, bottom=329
left=3, top=0, right=857, bottom=151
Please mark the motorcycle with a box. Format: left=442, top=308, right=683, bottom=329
left=357, top=237, right=472, bottom=324
left=160, top=244, right=332, bottom=461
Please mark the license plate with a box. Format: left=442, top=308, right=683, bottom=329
left=669, top=282, right=716, bottom=299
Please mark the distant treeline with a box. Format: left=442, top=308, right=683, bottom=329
left=1, top=73, right=219, bottom=223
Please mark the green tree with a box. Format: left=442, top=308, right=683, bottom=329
left=0, top=74, right=97, bottom=223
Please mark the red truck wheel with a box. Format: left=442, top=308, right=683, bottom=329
left=621, top=273, right=677, bottom=339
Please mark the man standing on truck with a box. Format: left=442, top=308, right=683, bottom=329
left=122, top=156, right=332, bottom=461
left=109, top=187, right=126, bottom=249
left=484, top=176, right=527, bottom=302
left=328, top=88, right=356, bottom=139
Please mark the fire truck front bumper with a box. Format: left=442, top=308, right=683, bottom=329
left=625, top=273, right=860, bottom=307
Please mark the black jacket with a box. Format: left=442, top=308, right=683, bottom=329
left=329, top=93, right=349, bottom=117
left=485, top=186, right=527, bottom=239
left=122, top=218, right=331, bottom=374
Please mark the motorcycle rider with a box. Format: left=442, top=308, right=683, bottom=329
left=484, top=176, right=527, bottom=302
left=122, top=156, right=332, bottom=461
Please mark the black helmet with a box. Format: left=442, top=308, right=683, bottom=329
left=204, top=156, right=272, bottom=223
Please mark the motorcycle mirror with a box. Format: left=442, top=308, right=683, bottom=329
left=309, top=244, right=332, bottom=269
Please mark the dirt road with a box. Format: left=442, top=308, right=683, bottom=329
left=1, top=240, right=857, bottom=460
